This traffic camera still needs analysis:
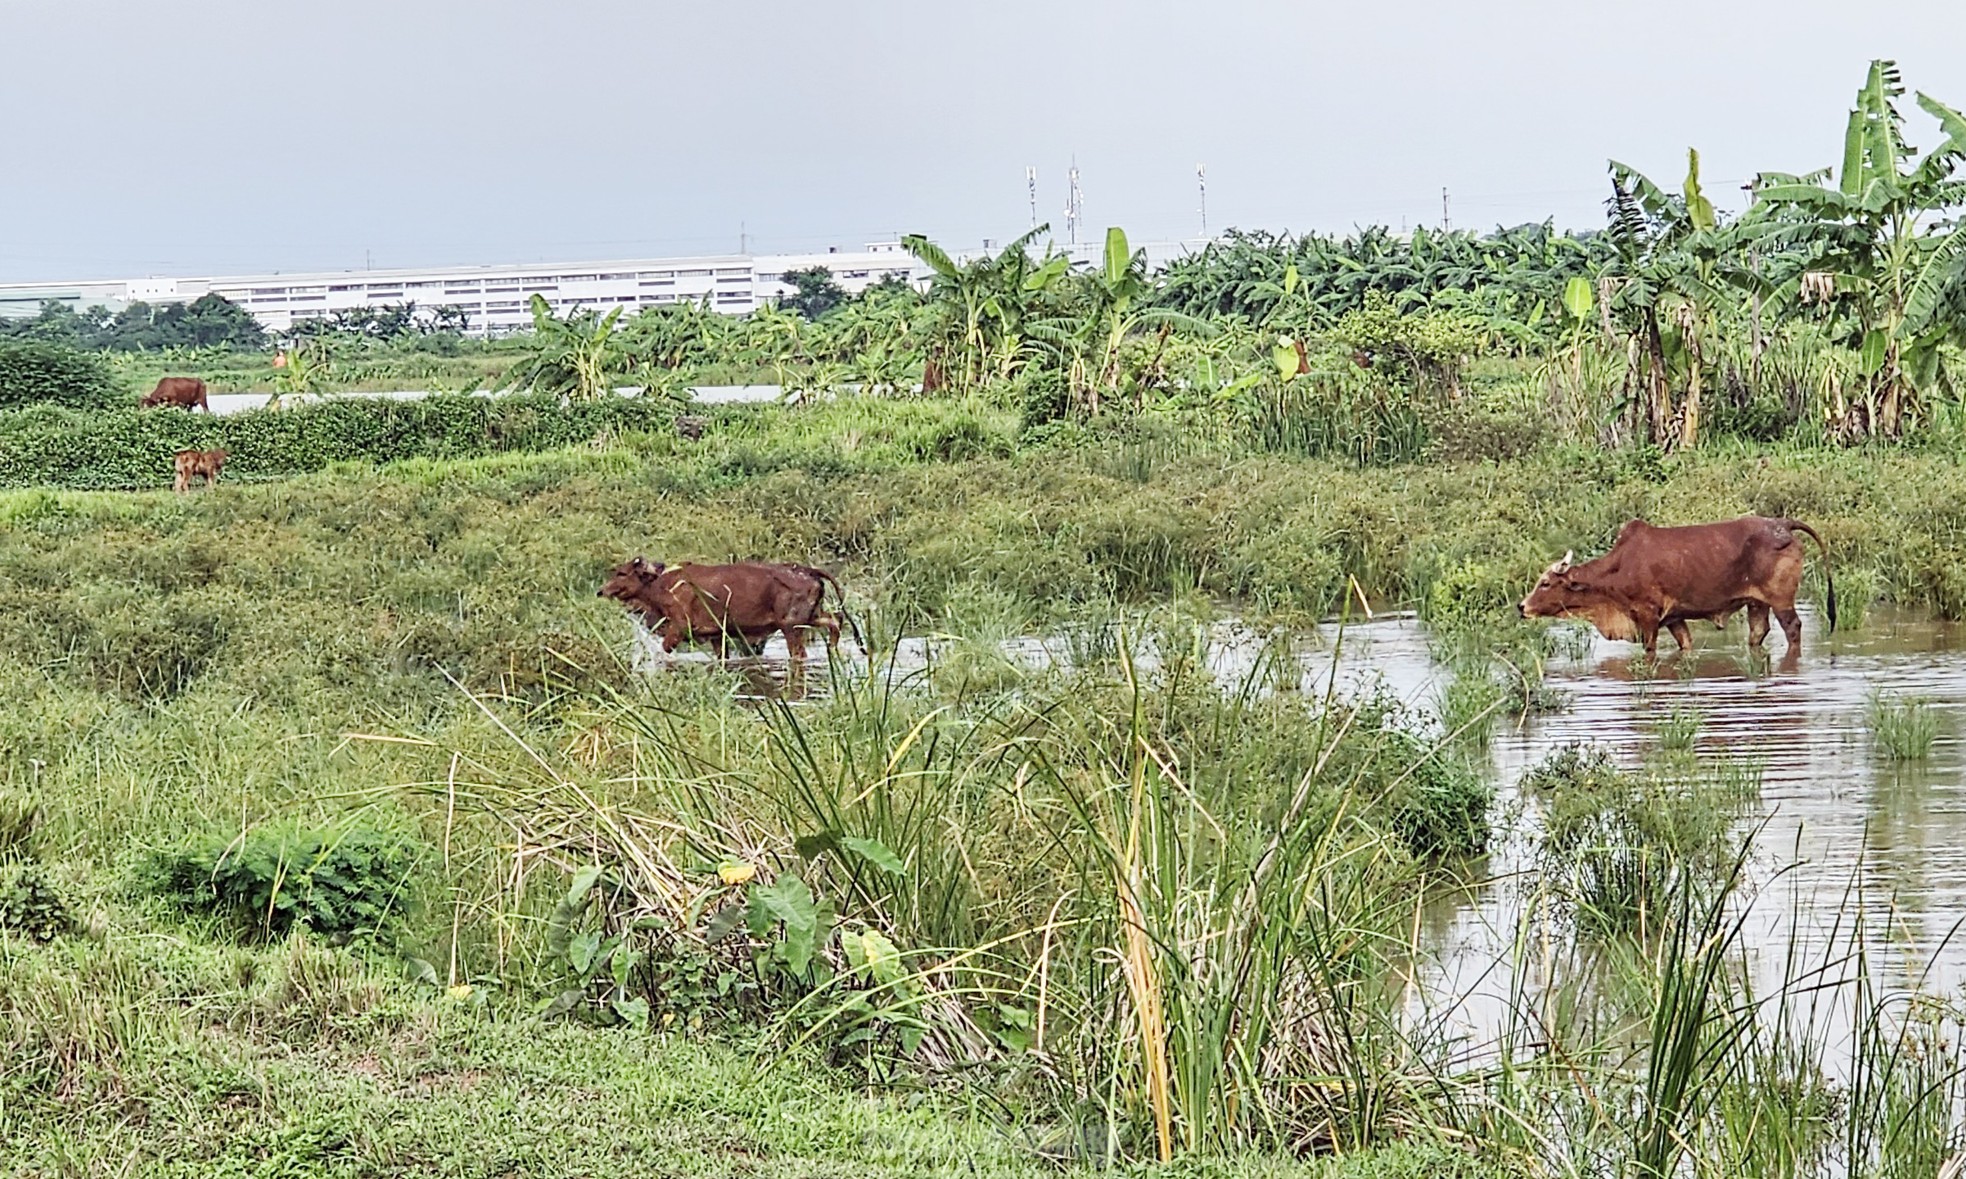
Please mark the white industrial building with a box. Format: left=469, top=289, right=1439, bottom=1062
left=0, top=238, right=1202, bottom=338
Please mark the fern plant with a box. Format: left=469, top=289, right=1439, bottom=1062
left=147, top=822, right=417, bottom=942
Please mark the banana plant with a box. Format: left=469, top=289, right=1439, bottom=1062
left=502, top=295, right=626, bottom=401
left=1751, top=59, right=1966, bottom=438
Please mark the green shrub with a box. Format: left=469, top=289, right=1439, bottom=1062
left=0, top=392, right=680, bottom=489
left=0, top=863, right=70, bottom=941
left=147, top=823, right=418, bottom=942
left=0, top=340, right=117, bottom=411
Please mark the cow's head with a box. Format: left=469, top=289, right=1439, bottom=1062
left=598, top=555, right=666, bottom=602
left=1517, top=551, right=1583, bottom=619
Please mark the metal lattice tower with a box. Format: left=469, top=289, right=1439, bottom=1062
left=1064, top=160, right=1083, bottom=248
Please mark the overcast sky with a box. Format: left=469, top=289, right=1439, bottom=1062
left=3, top=1, right=1963, bottom=281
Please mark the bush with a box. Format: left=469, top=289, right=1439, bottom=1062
left=147, top=823, right=417, bottom=942
left=0, top=392, right=681, bottom=489
left=0, top=863, right=70, bottom=942
left=0, top=340, right=117, bottom=411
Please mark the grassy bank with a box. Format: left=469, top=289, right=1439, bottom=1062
left=5, top=397, right=1966, bottom=1174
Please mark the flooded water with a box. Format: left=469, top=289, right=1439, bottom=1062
left=636, top=604, right=1966, bottom=1049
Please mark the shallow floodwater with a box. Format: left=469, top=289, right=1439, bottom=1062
left=639, top=604, right=1966, bottom=1052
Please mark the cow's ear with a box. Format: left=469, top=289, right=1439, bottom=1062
left=629, top=556, right=650, bottom=572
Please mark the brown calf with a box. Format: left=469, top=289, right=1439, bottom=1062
left=173, top=448, right=227, bottom=493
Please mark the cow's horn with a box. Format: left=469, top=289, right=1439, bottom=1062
left=1557, top=549, right=1573, bottom=572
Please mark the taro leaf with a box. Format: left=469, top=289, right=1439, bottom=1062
left=704, top=903, right=747, bottom=945
left=840, top=835, right=904, bottom=877
left=842, top=928, right=906, bottom=990
left=794, top=831, right=838, bottom=861
left=403, top=956, right=440, bottom=987
left=569, top=929, right=601, bottom=976
left=748, top=874, right=821, bottom=975
left=539, top=988, right=584, bottom=1018
left=611, top=995, right=650, bottom=1030
left=566, top=864, right=603, bottom=908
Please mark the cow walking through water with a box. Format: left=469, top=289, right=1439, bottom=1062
left=1518, top=516, right=1836, bottom=656
left=172, top=448, right=227, bottom=493
left=141, top=377, right=210, bottom=412
left=598, top=558, right=854, bottom=662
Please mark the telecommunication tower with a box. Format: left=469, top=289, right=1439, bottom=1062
left=1026, top=166, right=1038, bottom=229
left=1064, top=160, right=1083, bottom=248
left=1197, top=164, right=1207, bottom=236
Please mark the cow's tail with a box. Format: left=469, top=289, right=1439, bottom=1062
left=804, top=567, right=865, bottom=653
left=1788, top=520, right=1837, bottom=634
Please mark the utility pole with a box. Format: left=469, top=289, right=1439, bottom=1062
left=1026, top=166, right=1038, bottom=230
left=1197, top=164, right=1207, bottom=237
left=739, top=222, right=747, bottom=254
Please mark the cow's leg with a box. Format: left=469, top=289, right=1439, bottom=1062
left=1747, top=604, right=1771, bottom=649
left=1635, top=613, right=1661, bottom=657
left=173, top=469, right=188, bottom=494
left=782, top=626, right=808, bottom=664
left=814, top=612, right=841, bottom=652
left=1667, top=621, right=1694, bottom=651
left=1777, top=607, right=1804, bottom=651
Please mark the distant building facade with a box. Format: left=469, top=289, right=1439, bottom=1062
left=0, top=238, right=1202, bottom=337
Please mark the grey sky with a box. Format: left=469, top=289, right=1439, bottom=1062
left=3, top=0, right=1963, bottom=281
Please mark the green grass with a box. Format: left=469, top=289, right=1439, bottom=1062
left=1866, top=690, right=1941, bottom=761
left=0, top=931, right=1504, bottom=1179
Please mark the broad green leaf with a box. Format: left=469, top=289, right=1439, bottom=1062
left=840, top=835, right=905, bottom=876
left=1861, top=328, right=1888, bottom=375
left=1023, top=256, right=1068, bottom=291
left=1282, top=263, right=1299, bottom=298
left=569, top=928, right=601, bottom=976
left=1563, top=276, right=1594, bottom=321
left=842, top=928, right=907, bottom=989
left=611, top=995, right=650, bottom=1030
left=748, top=873, right=821, bottom=975
left=566, top=864, right=603, bottom=908
left=1103, top=227, right=1131, bottom=288
left=1683, top=148, right=1716, bottom=232
left=1272, top=339, right=1300, bottom=383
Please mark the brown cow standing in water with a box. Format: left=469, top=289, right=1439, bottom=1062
left=142, top=377, right=210, bottom=412
left=173, top=448, right=227, bottom=493
left=598, top=558, right=849, bottom=661
left=1518, top=516, right=1836, bottom=656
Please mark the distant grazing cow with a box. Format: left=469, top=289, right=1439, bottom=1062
left=142, top=377, right=210, bottom=412
left=1518, top=516, right=1836, bottom=656
left=173, top=448, right=228, bottom=493
left=598, top=558, right=850, bottom=661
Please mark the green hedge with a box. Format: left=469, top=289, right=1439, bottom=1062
left=0, top=393, right=680, bottom=489
left=0, top=340, right=117, bottom=411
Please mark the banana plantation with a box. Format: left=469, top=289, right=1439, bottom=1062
left=501, top=59, right=1966, bottom=457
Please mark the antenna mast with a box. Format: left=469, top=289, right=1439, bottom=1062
left=1026, top=166, right=1038, bottom=229
left=1064, top=159, right=1083, bottom=248
left=1197, top=164, right=1207, bottom=237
